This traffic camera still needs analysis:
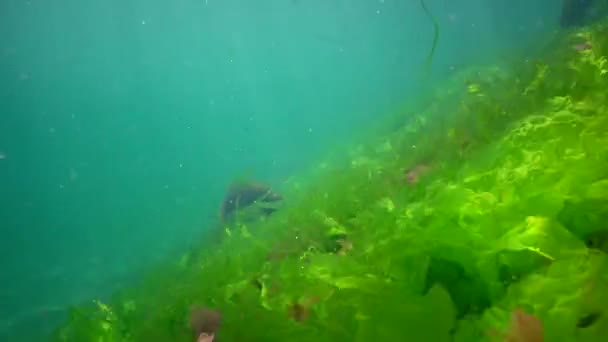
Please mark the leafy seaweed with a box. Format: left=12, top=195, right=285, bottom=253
left=52, top=15, right=608, bottom=342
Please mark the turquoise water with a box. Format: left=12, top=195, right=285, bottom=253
left=0, top=1, right=569, bottom=340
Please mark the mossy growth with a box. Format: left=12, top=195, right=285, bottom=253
left=52, top=16, right=608, bottom=342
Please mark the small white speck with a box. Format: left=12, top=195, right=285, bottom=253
left=308, top=128, right=313, bottom=133
left=229, top=59, right=233, bottom=63
left=376, top=10, right=381, bottom=15
left=142, top=20, right=146, bottom=25
left=179, top=163, right=183, bottom=168
left=412, top=145, right=416, bottom=148
left=69, top=168, right=78, bottom=181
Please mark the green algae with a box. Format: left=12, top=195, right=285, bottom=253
left=52, top=18, right=608, bottom=342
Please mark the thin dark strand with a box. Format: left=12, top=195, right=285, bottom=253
left=420, top=0, right=439, bottom=77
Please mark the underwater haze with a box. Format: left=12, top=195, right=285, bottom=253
left=0, top=0, right=567, bottom=341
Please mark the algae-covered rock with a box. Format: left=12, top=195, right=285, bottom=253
left=220, top=181, right=283, bottom=223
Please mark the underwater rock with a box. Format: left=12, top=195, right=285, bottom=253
left=189, top=306, right=221, bottom=341
left=219, top=181, right=282, bottom=223
left=423, top=257, right=491, bottom=318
